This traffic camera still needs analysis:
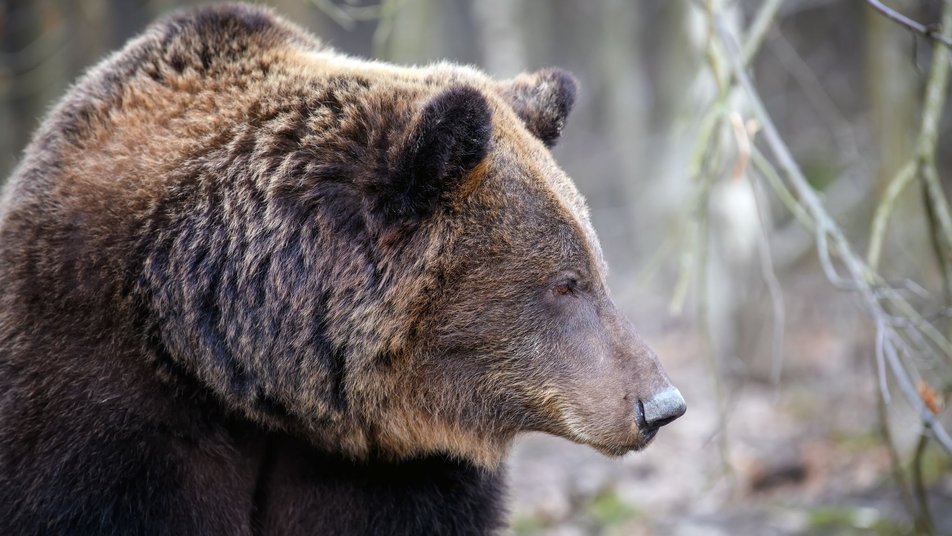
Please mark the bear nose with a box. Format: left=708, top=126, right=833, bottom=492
left=638, top=387, right=686, bottom=431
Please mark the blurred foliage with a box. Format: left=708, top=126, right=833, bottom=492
left=807, top=505, right=912, bottom=535
left=586, top=488, right=643, bottom=527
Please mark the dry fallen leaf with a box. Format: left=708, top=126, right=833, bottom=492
left=918, top=380, right=941, bottom=415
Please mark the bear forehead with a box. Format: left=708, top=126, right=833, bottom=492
left=284, top=47, right=607, bottom=277
left=490, top=146, right=607, bottom=279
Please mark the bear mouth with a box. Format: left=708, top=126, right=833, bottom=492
left=586, top=431, right=659, bottom=457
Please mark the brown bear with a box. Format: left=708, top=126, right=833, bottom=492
left=0, top=3, right=685, bottom=535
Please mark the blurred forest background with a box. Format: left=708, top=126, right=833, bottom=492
left=4, top=0, right=952, bottom=534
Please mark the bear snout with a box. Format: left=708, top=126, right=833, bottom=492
left=635, top=387, right=687, bottom=440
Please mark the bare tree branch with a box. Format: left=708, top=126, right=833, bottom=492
left=712, top=14, right=952, bottom=457
left=741, top=0, right=784, bottom=65
left=866, top=0, right=952, bottom=48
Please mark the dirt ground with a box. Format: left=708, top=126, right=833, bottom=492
left=504, top=277, right=952, bottom=535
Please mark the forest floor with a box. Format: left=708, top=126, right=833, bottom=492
left=505, top=276, right=952, bottom=535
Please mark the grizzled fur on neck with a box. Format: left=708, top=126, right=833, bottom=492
left=111, top=11, right=507, bottom=464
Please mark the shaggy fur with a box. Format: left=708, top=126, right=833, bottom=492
left=0, top=4, right=680, bottom=535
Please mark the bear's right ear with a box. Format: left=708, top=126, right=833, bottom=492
left=381, top=86, right=492, bottom=224
left=497, top=68, right=577, bottom=148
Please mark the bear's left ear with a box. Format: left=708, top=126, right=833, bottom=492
left=383, top=86, right=492, bottom=224
left=497, top=67, right=577, bottom=147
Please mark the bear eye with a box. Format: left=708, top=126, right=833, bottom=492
left=552, top=279, right=577, bottom=297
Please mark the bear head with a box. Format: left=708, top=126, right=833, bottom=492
left=357, top=72, right=686, bottom=466
left=118, top=5, right=685, bottom=469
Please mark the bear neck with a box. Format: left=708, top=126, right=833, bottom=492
left=251, top=432, right=509, bottom=534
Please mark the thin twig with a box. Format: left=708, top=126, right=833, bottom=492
left=917, top=2, right=952, bottom=309
left=768, top=26, right=864, bottom=170
left=876, top=319, right=891, bottom=404
left=884, top=331, right=952, bottom=454
left=866, top=0, right=952, bottom=48
left=877, top=285, right=952, bottom=358
left=732, top=115, right=786, bottom=386
left=875, top=378, right=920, bottom=530
left=912, top=432, right=936, bottom=535
left=751, top=147, right=816, bottom=231
left=741, top=0, right=784, bottom=65
left=868, top=161, right=917, bottom=270
left=309, top=0, right=388, bottom=30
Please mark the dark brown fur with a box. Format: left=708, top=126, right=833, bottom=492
left=0, top=4, right=681, bottom=535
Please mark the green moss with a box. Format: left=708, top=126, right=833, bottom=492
left=911, top=443, right=952, bottom=487
left=829, top=428, right=882, bottom=453
left=587, top=489, right=642, bottom=527
left=801, top=157, right=840, bottom=192
left=509, top=514, right=547, bottom=536
left=806, top=506, right=911, bottom=536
